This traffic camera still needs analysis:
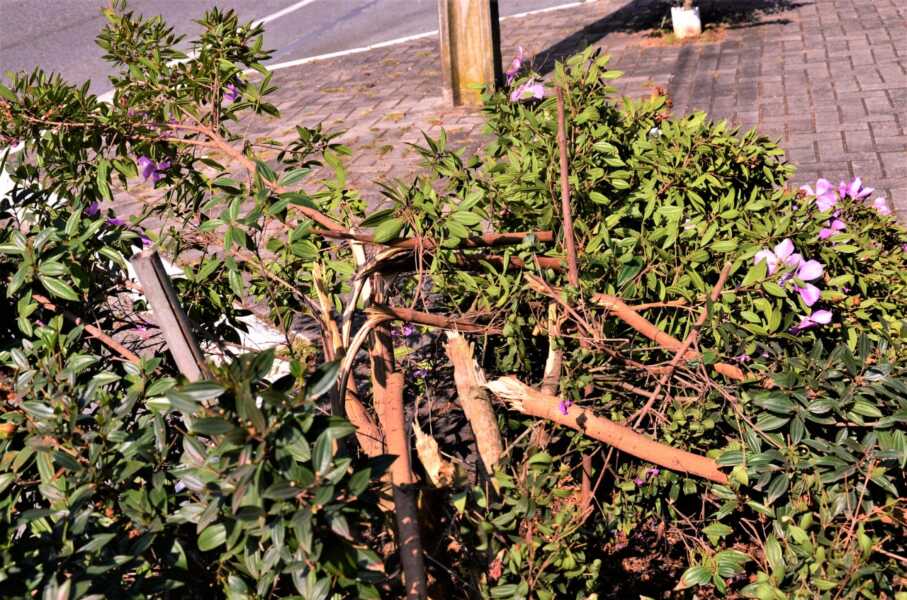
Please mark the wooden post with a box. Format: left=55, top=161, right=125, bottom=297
left=437, top=0, right=502, bottom=106
left=130, top=249, right=208, bottom=381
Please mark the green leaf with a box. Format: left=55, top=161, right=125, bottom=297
left=278, top=168, right=310, bottom=187
left=741, top=260, right=767, bottom=287
left=764, top=535, right=784, bottom=578
left=191, top=417, right=235, bottom=436
left=305, top=360, right=340, bottom=401
left=359, top=208, right=396, bottom=228
left=38, top=275, right=80, bottom=301
left=762, top=281, right=787, bottom=298
left=373, top=217, right=404, bottom=243
left=0, top=83, right=16, bottom=101
left=678, top=565, right=712, bottom=589
left=262, top=480, right=300, bottom=500
left=97, top=159, right=112, bottom=201
left=198, top=524, right=227, bottom=551
left=179, top=382, right=225, bottom=403
left=255, top=160, right=277, bottom=183
left=312, top=431, right=334, bottom=475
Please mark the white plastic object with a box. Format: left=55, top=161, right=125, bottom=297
left=671, top=6, right=702, bottom=39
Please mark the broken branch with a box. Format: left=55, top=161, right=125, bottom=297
left=486, top=376, right=728, bottom=484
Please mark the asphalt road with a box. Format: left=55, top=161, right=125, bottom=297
left=1, top=0, right=581, bottom=93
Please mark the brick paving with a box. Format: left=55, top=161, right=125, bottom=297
left=127, top=0, right=907, bottom=218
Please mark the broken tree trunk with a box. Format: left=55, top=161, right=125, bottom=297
left=369, top=280, right=427, bottom=600
left=445, top=332, right=503, bottom=474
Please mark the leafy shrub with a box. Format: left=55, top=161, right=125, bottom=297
left=0, top=326, right=385, bottom=597
left=1, top=6, right=906, bottom=600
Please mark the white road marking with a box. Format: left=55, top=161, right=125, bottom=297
left=263, top=0, right=597, bottom=71
left=252, top=0, right=324, bottom=26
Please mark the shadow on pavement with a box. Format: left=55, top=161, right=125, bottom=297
left=531, top=0, right=807, bottom=74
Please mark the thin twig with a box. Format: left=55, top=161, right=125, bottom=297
left=629, top=262, right=733, bottom=426
left=32, top=293, right=141, bottom=365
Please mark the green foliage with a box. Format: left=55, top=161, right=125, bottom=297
left=0, top=332, right=384, bottom=597
left=384, top=47, right=907, bottom=597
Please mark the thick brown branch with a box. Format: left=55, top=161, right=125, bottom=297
left=556, top=87, right=580, bottom=288
left=315, top=229, right=554, bottom=250
left=366, top=305, right=500, bottom=334
left=486, top=377, right=728, bottom=484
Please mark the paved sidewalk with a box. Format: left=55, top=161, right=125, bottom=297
left=129, top=0, right=907, bottom=218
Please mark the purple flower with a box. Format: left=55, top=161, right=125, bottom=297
left=872, top=197, right=892, bottom=216
left=510, top=79, right=544, bottom=103
left=734, top=353, right=752, bottom=363
left=505, top=46, right=525, bottom=84
left=224, top=83, right=240, bottom=103
left=139, top=232, right=152, bottom=247
left=557, top=398, right=572, bottom=415
left=84, top=201, right=100, bottom=217
left=401, top=323, right=415, bottom=337
left=137, top=156, right=170, bottom=184
left=106, top=217, right=125, bottom=227
left=839, top=177, right=874, bottom=200
left=150, top=160, right=170, bottom=184
left=633, top=477, right=645, bottom=486
left=646, top=467, right=661, bottom=477
left=754, top=239, right=801, bottom=275
left=819, top=218, right=846, bottom=240
left=901, top=244, right=907, bottom=253
left=412, top=367, right=429, bottom=379
left=791, top=309, right=833, bottom=333
left=137, top=156, right=155, bottom=180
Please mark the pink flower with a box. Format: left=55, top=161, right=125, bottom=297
left=510, top=79, right=544, bottom=102
left=791, top=309, right=833, bottom=333
left=795, top=283, right=821, bottom=306
left=793, top=259, right=824, bottom=306
left=754, top=239, right=801, bottom=275
left=796, top=259, right=823, bottom=281
left=839, top=177, right=873, bottom=200
left=819, top=218, right=846, bottom=240
left=801, top=178, right=837, bottom=212
left=505, top=46, right=525, bottom=84
left=872, top=197, right=892, bottom=216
